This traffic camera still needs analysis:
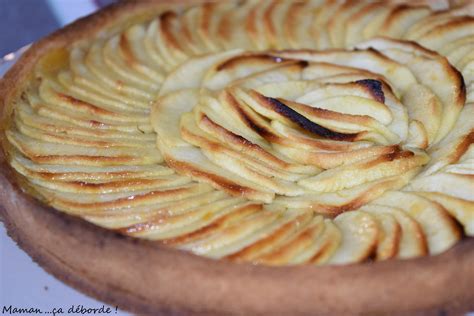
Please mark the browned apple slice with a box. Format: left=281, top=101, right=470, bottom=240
left=10, top=153, right=173, bottom=182
left=203, top=53, right=296, bottom=91
left=273, top=168, right=420, bottom=214
left=69, top=46, right=153, bottom=109
left=80, top=191, right=228, bottom=229
left=10, top=158, right=189, bottom=195
left=272, top=143, right=399, bottom=170
left=326, top=0, right=372, bottom=48
left=345, top=2, right=390, bottom=47
left=406, top=120, right=429, bottom=149
left=359, top=207, right=401, bottom=260
left=405, top=172, right=474, bottom=201
left=404, top=12, right=461, bottom=41
left=152, top=89, right=198, bottom=148
left=15, top=100, right=153, bottom=142
left=263, top=0, right=294, bottom=49
left=356, top=38, right=465, bottom=144
left=414, top=192, right=474, bottom=236
left=159, top=50, right=243, bottom=95
left=154, top=11, right=192, bottom=68
left=311, top=0, right=343, bottom=50
left=215, top=0, right=255, bottom=50
left=197, top=93, right=320, bottom=175
left=180, top=113, right=308, bottom=196
left=443, top=38, right=474, bottom=66
left=254, top=215, right=326, bottom=265
left=102, top=35, right=160, bottom=89
left=273, top=49, right=418, bottom=97
left=377, top=5, right=431, bottom=38
left=87, top=193, right=240, bottom=230
left=226, top=212, right=314, bottom=263
left=374, top=191, right=461, bottom=255
left=299, top=95, right=393, bottom=125
left=84, top=41, right=156, bottom=98
left=298, top=149, right=429, bottom=192
left=244, top=0, right=273, bottom=50
left=180, top=206, right=293, bottom=258
left=362, top=5, right=396, bottom=41
left=6, top=129, right=162, bottom=167
left=35, top=181, right=215, bottom=213
left=295, top=219, right=343, bottom=265
left=361, top=204, right=428, bottom=259
left=39, top=79, right=149, bottom=124
left=196, top=2, right=238, bottom=52
left=178, top=5, right=214, bottom=55
left=326, top=211, right=379, bottom=265
left=122, top=199, right=257, bottom=239
left=418, top=17, right=474, bottom=50
left=143, top=18, right=172, bottom=72
left=235, top=89, right=399, bottom=144
left=229, top=62, right=308, bottom=89
left=421, top=103, right=473, bottom=176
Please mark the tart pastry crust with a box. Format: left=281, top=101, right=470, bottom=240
left=1, top=0, right=473, bottom=314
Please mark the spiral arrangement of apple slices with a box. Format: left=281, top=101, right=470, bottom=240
left=3, top=0, right=473, bottom=265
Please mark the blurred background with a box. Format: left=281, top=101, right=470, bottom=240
left=0, top=0, right=116, bottom=57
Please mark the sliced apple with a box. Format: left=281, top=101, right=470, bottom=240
left=374, top=191, right=461, bottom=255
left=359, top=208, right=401, bottom=260
left=273, top=168, right=420, bottom=214
left=203, top=53, right=296, bottom=91
left=255, top=215, right=325, bottom=265
left=160, top=142, right=274, bottom=203
left=92, top=195, right=242, bottom=231
left=406, top=120, right=429, bottom=149
left=298, top=149, right=429, bottom=192
left=159, top=50, right=243, bottom=96
left=298, top=95, right=393, bottom=125
left=405, top=172, right=474, bottom=201
left=326, top=1, right=371, bottom=48
left=152, top=89, right=198, bottom=148
left=414, top=192, right=474, bottom=236
left=181, top=208, right=291, bottom=258
left=421, top=103, right=473, bottom=176
left=244, top=0, right=273, bottom=50
left=295, top=219, right=343, bottom=265
left=356, top=38, right=464, bottom=144
left=273, top=50, right=418, bottom=96
left=124, top=199, right=255, bottom=239
left=227, top=212, right=314, bottom=262
left=418, top=17, right=474, bottom=50
left=345, top=2, right=390, bottom=47
left=327, top=211, right=379, bottom=265
left=180, top=113, right=308, bottom=196
left=377, top=5, right=430, bottom=38
left=360, top=204, right=427, bottom=259
left=285, top=1, right=324, bottom=49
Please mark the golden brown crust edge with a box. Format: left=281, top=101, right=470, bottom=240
left=0, top=1, right=474, bottom=315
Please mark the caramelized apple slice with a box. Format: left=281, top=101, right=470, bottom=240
left=361, top=204, right=427, bottom=259
left=359, top=207, right=401, bottom=260
left=327, top=211, right=379, bottom=265
left=374, top=191, right=461, bottom=255
left=414, top=192, right=474, bottom=236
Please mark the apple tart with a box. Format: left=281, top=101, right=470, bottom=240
left=1, top=0, right=474, bottom=314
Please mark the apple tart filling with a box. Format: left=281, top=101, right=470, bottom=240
left=3, top=0, right=473, bottom=266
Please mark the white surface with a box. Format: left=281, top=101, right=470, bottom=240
left=0, top=224, right=129, bottom=315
